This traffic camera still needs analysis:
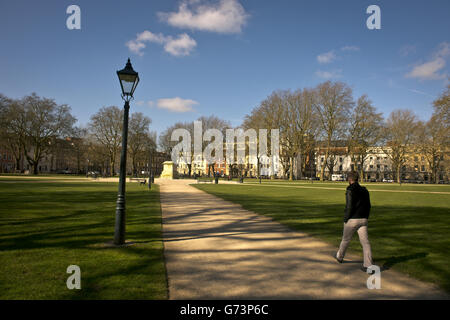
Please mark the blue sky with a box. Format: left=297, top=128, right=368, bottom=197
left=0, top=0, right=449, bottom=136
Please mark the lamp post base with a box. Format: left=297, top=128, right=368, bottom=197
left=114, top=194, right=126, bottom=245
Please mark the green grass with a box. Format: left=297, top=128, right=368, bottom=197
left=194, top=182, right=450, bottom=293
left=0, top=179, right=167, bottom=299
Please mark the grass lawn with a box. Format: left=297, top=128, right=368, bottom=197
left=0, top=178, right=167, bottom=299
left=194, top=182, right=450, bottom=293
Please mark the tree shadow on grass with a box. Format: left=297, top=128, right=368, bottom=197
left=378, top=252, right=428, bottom=271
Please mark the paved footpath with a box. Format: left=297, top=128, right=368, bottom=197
left=158, top=179, right=449, bottom=299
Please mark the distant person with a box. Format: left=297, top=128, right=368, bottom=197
left=334, top=171, right=373, bottom=272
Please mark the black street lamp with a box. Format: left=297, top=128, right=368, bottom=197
left=148, top=148, right=153, bottom=190
left=114, top=58, right=139, bottom=245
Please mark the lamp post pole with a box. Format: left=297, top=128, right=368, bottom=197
left=114, top=100, right=130, bottom=245
left=148, top=149, right=152, bottom=190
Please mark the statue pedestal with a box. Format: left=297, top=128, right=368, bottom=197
left=160, top=161, right=177, bottom=179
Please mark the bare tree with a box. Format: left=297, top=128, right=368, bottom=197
left=70, top=127, right=88, bottom=174
left=18, top=94, right=76, bottom=175
left=198, top=115, right=230, bottom=176
left=382, top=109, right=418, bottom=183
left=243, top=104, right=266, bottom=179
left=348, top=95, right=384, bottom=180
left=128, top=112, right=152, bottom=176
left=284, top=88, right=319, bottom=180
left=88, top=106, right=123, bottom=176
left=416, top=90, right=449, bottom=183
left=159, top=121, right=192, bottom=173
left=313, top=81, right=354, bottom=181
left=243, top=92, right=285, bottom=179
left=0, top=96, right=26, bottom=172
left=433, top=84, right=449, bottom=127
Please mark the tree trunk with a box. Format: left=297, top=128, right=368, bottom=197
left=321, top=149, right=329, bottom=181
left=33, top=162, right=39, bottom=175
left=15, top=156, right=21, bottom=172
left=77, top=154, right=81, bottom=174
left=289, top=157, right=294, bottom=181
left=110, top=158, right=115, bottom=176
left=132, top=157, right=137, bottom=177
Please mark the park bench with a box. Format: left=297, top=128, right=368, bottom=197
left=197, top=177, right=214, bottom=184
left=130, top=177, right=147, bottom=185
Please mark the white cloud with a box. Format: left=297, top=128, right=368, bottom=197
left=158, top=0, right=249, bottom=34
left=157, top=97, right=198, bottom=112
left=125, top=40, right=147, bottom=56
left=317, top=51, right=336, bottom=64
left=126, top=30, right=197, bottom=57
left=405, top=58, right=446, bottom=80
left=341, top=45, right=360, bottom=52
left=405, top=42, right=449, bottom=81
left=136, top=30, right=166, bottom=43
left=164, top=33, right=197, bottom=56
left=315, top=69, right=342, bottom=79
left=136, top=100, right=156, bottom=107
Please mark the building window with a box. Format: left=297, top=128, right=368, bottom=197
left=414, top=156, right=418, bottom=162
left=377, top=164, right=380, bottom=170
left=339, top=157, right=343, bottom=162
left=421, top=165, right=425, bottom=172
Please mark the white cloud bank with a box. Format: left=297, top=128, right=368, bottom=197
left=158, top=0, right=249, bottom=34
left=405, top=42, right=450, bottom=81
left=157, top=97, right=198, bottom=112
left=126, top=30, right=197, bottom=57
